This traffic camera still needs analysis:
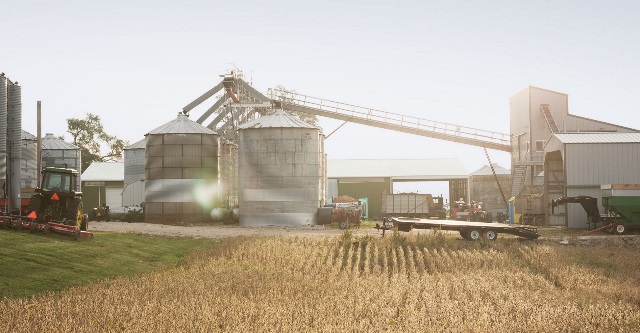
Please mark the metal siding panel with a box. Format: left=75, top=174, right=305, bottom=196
left=164, top=133, right=202, bottom=145
left=161, top=144, right=183, bottom=156
left=147, top=145, right=165, bottom=157
left=106, top=187, right=123, bottom=208
left=566, top=187, right=601, bottom=228
left=146, top=135, right=163, bottom=146
left=123, top=181, right=145, bottom=206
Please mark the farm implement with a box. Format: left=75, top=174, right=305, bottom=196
left=552, top=184, right=640, bottom=234
left=0, top=167, right=92, bottom=240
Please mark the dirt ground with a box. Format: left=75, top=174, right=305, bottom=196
left=89, top=221, right=380, bottom=239
left=89, top=221, right=640, bottom=245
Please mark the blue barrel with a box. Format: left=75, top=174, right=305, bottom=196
left=508, top=197, right=515, bottom=224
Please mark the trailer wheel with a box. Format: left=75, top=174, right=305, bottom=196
left=483, top=230, right=498, bottom=241
left=468, top=229, right=482, bottom=241
left=43, top=225, right=51, bottom=235
left=614, top=223, right=626, bottom=235
left=339, top=220, right=348, bottom=230
left=66, top=198, right=83, bottom=229
left=30, top=222, right=37, bottom=233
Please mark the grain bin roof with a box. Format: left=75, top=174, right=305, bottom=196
left=328, top=158, right=467, bottom=180
left=470, top=163, right=510, bottom=176
left=125, top=138, right=146, bottom=149
left=238, top=110, right=316, bottom=129
left=554, top=132, right=640, bottom=143
left=147, top=113, right=218, bottom=135
left=81, top=162, right=124, bottom=182
left=42, top=133, right=79, bottom=150
left=21, top=130, right=36, bottom=140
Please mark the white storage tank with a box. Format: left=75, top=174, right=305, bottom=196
left=144, top=113, right=219, bottom=223
left=238, top=110, right=325, bottom=226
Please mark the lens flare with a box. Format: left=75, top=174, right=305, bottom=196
left=192, top=180, right=220, bottom=210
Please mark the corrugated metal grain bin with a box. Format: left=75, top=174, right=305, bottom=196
left=20, top=130, right=38, bottom=190
left=144, top=114, right=219, bottom=223
left=41, top=133, right=81, bottom=190
left=123, top=138, right=145, bottom=206
left=469, top=163, right=511, bottom=214
left=238, top=110, right=324, bottom=226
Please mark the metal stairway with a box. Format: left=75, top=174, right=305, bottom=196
left=540, top=104, right=559, bottom=133
left=270, top=89, right=511, bottom=152
left=511, top=163, right=528, bottom=197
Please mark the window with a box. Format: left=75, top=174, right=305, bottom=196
left=535, top=140, right=546, bottom=152
left=42, top=172, right=73, bottom=192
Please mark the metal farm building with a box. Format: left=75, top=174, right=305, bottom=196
left=544, top=133, right=640, bottom=228
left=510, top=86, right=640, bottom=228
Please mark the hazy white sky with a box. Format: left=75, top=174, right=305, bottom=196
left=2, top=0, right=639, bottom=194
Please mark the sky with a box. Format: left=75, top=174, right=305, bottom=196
left=2, top=0, right=640, bottom=196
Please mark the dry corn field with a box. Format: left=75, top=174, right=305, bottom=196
left=2, top=232, right=640, bottom=332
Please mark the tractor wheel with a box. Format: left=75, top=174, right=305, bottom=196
left=27, top=194, right=44, bottom=219
left=30, top=222, right=37, bottom=233
left=483, top=230, right=498, bottom=241
left=81, top=214, right=89, bottom=231
left=14, top=219, right=22, bottom=230
left=66, top=198, right=83, bottom=229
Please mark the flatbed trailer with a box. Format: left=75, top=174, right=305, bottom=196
left=375, top=217, right=540, bottom=240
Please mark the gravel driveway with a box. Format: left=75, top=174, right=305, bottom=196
left=89, top=221, right=379, bottom=239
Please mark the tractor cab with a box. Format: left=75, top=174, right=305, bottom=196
left=40, top=167, right=78, bottom=194
left=27, top=167, right=87, bottom=230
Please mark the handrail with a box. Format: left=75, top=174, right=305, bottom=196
left=270, top=88, right=511, bottom=147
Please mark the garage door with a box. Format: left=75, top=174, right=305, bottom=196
left=105, top=187, right=123, bottom=208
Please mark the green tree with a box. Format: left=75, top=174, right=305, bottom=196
left=66, top=113, right=128, bottom=172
